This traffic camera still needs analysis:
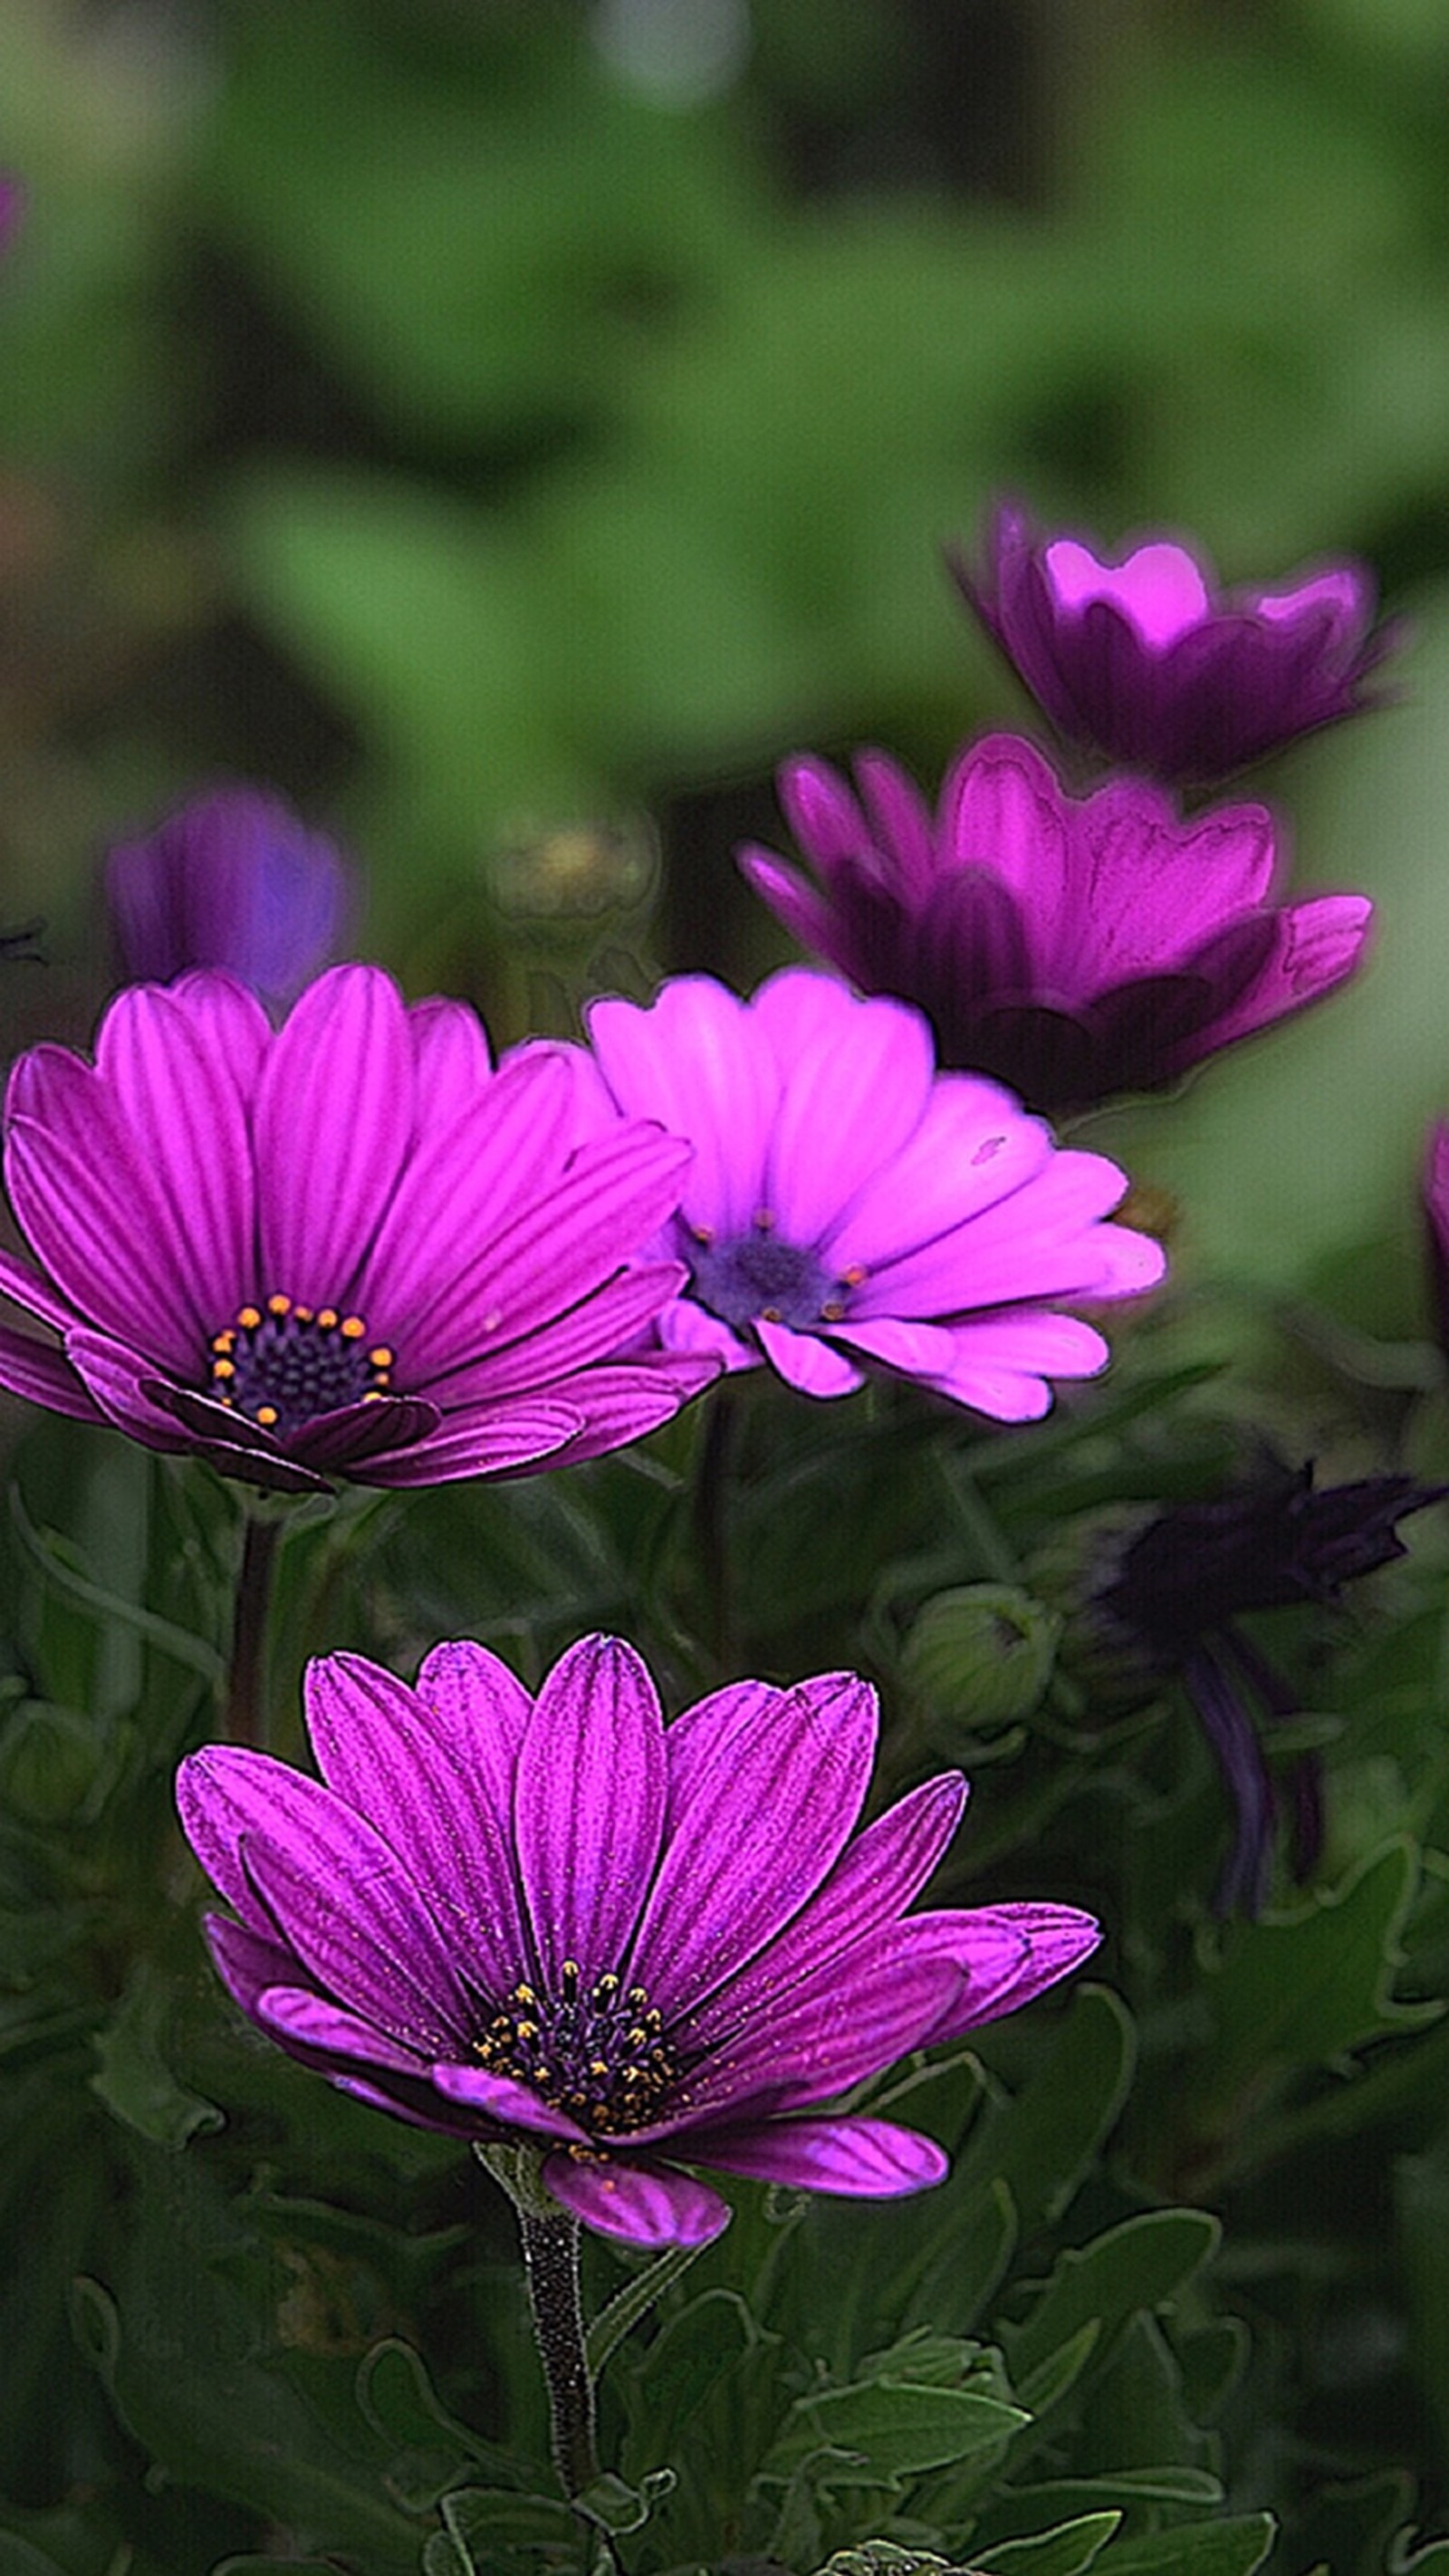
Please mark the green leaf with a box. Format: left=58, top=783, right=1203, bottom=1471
left=574, top=2467, right=676, bottom=2536
left=980, top=2513, right=1124, bottom=2574
left=1003, top=2209, right=1221, bottom=2389
left=1187, top=1840, right=1441, bottom=2123
left=421, top=2485, right=577, bottom=2576
left=770, top=2381, right=1028, bottom=2480
left=1097, top=2514, right=1275, bottom=2576
left=619, top=2287, right=756, bottom=2461
left=89, top=1963, right=224, bottom=2150
left=954, top=1987, right=1137, bottom=2239
left=584, top=2239, right=709, bottom=2379
left=1074, top=2315, right=1214, bottom=2480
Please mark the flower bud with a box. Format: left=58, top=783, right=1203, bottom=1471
left=900, top=1583, right=1059, bottom=1732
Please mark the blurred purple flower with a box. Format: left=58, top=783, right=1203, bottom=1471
left=581, top=967, right=1165, bottom=1418
left=178, top=1631, right=1099, bottom=2249
left=739, top=734, right=1371, bottom=1119
left=1423, top=1123, right=1449, bottom=1352
left=0, top=964, right=711, bottom=1494
left=106, top=787, right=349, bottom=1011
left=1096, top=1460, right=1443, bottom=1913
left=0, top=178, right=23, bottom=256
left=952, top=500, right=1396, bottom=783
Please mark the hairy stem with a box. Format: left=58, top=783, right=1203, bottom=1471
left=517, top=2205, right=600, bottom=2498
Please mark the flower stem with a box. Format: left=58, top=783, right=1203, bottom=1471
left=478, top=2143, right=600, bottom=2501
left=694, top=1380, right=741, bottom=1663
left=225, top=1509, right=280, bottom=1748
left=517, top=2203, right=600, bottom=2500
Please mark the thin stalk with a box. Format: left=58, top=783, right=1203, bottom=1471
left=479, top=2144, right=600, bottom=2502
left=225, top=1510, right=280, bottom=1749
left=517, top=2206, right=600, bottom=2499
left=693, top=1381, right=740, bottom=1663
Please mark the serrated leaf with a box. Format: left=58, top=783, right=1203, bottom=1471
left=1003, top=2209, right=1220, bottom=2389
left=1189, top=1840, right=1440, bottom=2119
left=954, top=1987, right=1137, bottom=2239
left=88, top=1964, right=224, bottom=2150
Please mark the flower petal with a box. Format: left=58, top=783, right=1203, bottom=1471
left=589, top=978, right=777, bottom=1238
left=430, top=2060, right=592, bottom=2144
left=670, top=1773, right=967, bottom=2052
left=360, top=1051, right=579, bottom=1362
left=648, top=1937, right=969, bottom=2131
left=255, top=1984, right=432, bottom=2078
left=541, top=2151, right=730, bottom=2248
left=302, top=1653, right=529, bottom=1995
left=0, top=1327, right=104, bottom=1422
left=354, top=1399, right=583, bottom=1485
left=92, top=982, right=256, bottom=1331
left=690, top=2112, right=947, bottom=2196
left=754, top=1319, right=864, bottom=1397
left=630, top=1672, right=878, bottom=2021
left=254, top=966, right=414, bottom=1308
left=178, top=1745, right=468, bottom=2047
left=753, top=971, right=936, bottom=1243
left=920, top=1901, right=1101, bottom=2043
left=513, top=1636, right=667, bottom=1983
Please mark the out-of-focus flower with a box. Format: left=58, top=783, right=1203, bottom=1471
left=0, top=178, right=23, bottom=257
left=738, top=735, right=1370, bottom=1119
left=178, top=1631, right=1099, bottom=2249
left=105, top=787, right=349, bottom=1011
left=1422, top=1124, right=1449, bottom=1352
left=581, top=967, right=1165, bottom=1418
left=1094, top=1460, right=1443, bottom=1913
left=0, top=964, right=711, bottom=1493
left=952, top=500, right=1395, bottom=783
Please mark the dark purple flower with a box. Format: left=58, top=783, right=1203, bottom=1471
left=1096, top=1461, right=1443, bottom=1912
left=952, top=500, right=1396, bottom=783
left=739, top=734, right=1371, bottom=1119
left=105, top=787, right=349, bottom=1011
left=0, top=964, right=712, bottom=1494
left=1423, top=1123, right=1449, bottom=1353
left=177, top=1632, right=1099, bottom=2249
left=577, top=967, right=1165, bottom=1417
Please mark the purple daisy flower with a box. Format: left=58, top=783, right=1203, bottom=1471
left=579, top=967, right=1166, bottom=1418
left=177, top=1631, right=1100, bottom=2250
left=105, top=786, right=350, bottom=1012
left=738, top=734, right=1372, bottom=1119
left=1095, top=1460, right=1444, bottom=1914
left=952, top=500, right=1396, bottom=783
left=0, top=964, right=711, bottom=1494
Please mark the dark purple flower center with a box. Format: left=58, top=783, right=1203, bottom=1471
left=689, top=1214, right=860, bottom=1332
left=207, top=1294, right=395, bottom=1437
left=474, top=1960, right=678, bottom=2136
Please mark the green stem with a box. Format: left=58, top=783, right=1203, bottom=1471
left=225, top=1510, right=280, bottom=1749
left=693, top=1381, right=741, bottom=1664
left=517, top=2204, right=600, bottom=2500
left=479, top=2144, right=600, bottom=2501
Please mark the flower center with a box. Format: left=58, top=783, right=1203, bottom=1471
left=207, top=1294, right=395, bottom=1437
left=474, top=1961, right=678, bottom=2136
left=688, top=1213, right=863, bottom=1332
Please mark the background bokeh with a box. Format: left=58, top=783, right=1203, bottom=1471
left=6, top=0, right=1449, bottom=1324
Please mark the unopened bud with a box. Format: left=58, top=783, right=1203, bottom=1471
left=899, top=1583, right=1058, bottom=1731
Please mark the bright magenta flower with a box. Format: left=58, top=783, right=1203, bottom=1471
left=0, top=966, right=710, bottom=1492
left=954, top=500, right=1395, bottom=783
left=581, top=968, right=1165, bottom=1418
left=738, top=734, right=1371, bottom=1118
left=178, top=1632, right=1099, bottom=2249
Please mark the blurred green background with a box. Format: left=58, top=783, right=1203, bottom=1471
left=5, top=0, right=1449, bottom=1317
